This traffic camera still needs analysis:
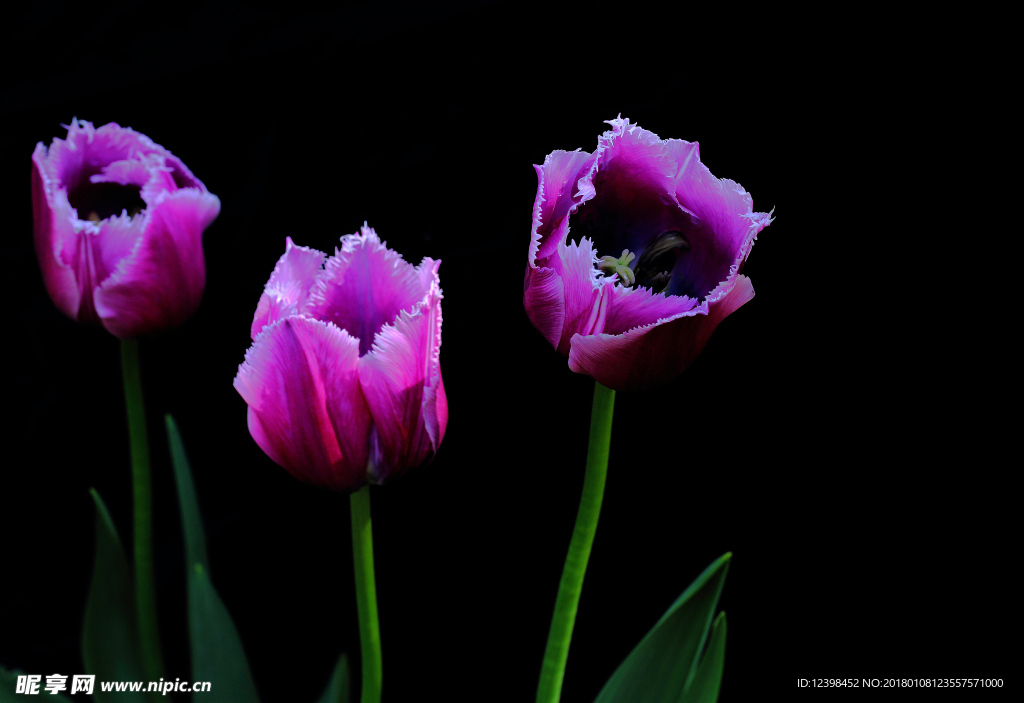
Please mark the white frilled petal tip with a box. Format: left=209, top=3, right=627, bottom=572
left=306, top=225, right=440, bottom=357
left=251, top=237, right=327, bottom=340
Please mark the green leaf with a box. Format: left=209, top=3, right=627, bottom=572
left=316, top=653, right=351, bottom=703
left=167, top=415, right=261, bottom=703
left=593, top=553, right=731, bottom=703
left=188, top=565, right=261, bottom=702
left=82, top=489, right=148, bottom=703
left=680, top=612, right=727, bottom=703
left=167, top=414, right=208, bottom=572
left=0, top=666, right=74, bottom=702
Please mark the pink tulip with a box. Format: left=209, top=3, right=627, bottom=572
left=525, top=117, right=773, bottom=390
left=234, top=226, right=447, bottom=491
left=32, top=119, right=220, bottom=338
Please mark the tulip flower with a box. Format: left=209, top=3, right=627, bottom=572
left=529, top=118, right=773, bottom=703
left=524, top=116, right=772, bottom=391
left=32, top=119, right=220, bottom=339
left=235, top=226, right=445, bottom=703
left=32, top=119, right=220, bottom=681
left=234, top=225, right=447, bottom=492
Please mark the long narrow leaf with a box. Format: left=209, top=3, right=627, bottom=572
left=167, top=415, right=260, bottom=702
left=188, top=565, right=261, bottom=702
left=594, top=553, right=731, bottom=703
left=82, top=489, right=148, bottom=703
left=166, top=415, right=207, bottom=572
left=316, top=653, right=351, bottom=703
left=680, top=612, right=727, bottom=703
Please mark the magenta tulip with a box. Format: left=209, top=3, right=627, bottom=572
left=32, top=119, right=220, bottom=339
left=234, top=226, right=447, bottom=491
left=524, top=117, right=773, bottom=390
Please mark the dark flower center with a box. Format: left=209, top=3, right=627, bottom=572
left=565, top=151, right=735, bottom=301
left=633, top=230, right=689, bottom=293
left=67, top=168, right=147, bottom=221
left=596, top=230, right=691, bottom=295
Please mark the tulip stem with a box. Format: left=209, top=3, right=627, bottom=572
left=120, top=338, right=163, bottom=681
left=350, top=485, right=382, bottom=703
left=536, top=381, right=616, bottom=703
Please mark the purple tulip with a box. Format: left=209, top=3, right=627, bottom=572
left=32, top=119, right=220, bottom=339
left=525, top=117, right=773, bottom=390
left=234, top=226, right=447, bottom=491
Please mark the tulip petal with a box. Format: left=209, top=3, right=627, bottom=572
left=552, top=237, right=609, bottom=354
left=600, top=283, right=705, bottom=337
left=307, top=225, right=433, bottom=357
left=234, top=316, right=371, bottom=491
left=32, top=146, right=86, bottom=321
left=568, top=276, right=755, bottom=390
left=666, top=138, right=771, bottom=301
left=94, top=189, right=220, bottom=339
left=530, top=150, right=597, bottom=265
left=91, top=157, right=161, bottom=189
left=523, top=264, right=565, bottom=349
left=526, top=151, right=597, bottom=352
left=358, top=275, right=445, bottom=483
left=251, top=237, right=327, bottom=339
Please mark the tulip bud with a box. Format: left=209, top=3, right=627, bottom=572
left=235, top=226, right=447, bottom=491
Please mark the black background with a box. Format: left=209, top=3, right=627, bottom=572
left=0, top=2, right=1012, bottom=702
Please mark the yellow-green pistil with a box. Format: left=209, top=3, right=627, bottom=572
left=597, top=250, right=636, bottom=286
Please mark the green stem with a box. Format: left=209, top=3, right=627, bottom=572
left=536, top=382, right=616, bottom=703
left=120, top=338, right=163, bottom=681
left=350, top=485, right=382, bottom=703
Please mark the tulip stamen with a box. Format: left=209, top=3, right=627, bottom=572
left=598, top=249, right=636, bottom=286
left=86, top=206, right=144, bottom=223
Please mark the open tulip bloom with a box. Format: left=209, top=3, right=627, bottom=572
left=33, top=118, right=220, bottom=339
left=30, top=119, right=220, bottom=682
left=529, top=118, right=772, bottom=703
left=525, top=116, right=772, bottom=391
left=235, top=225, right=446, bottom=703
